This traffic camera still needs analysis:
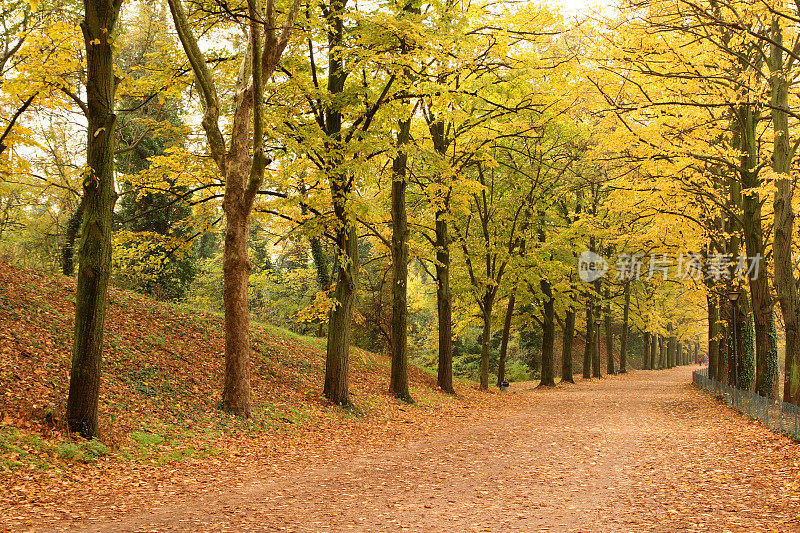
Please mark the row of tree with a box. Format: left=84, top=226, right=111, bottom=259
left=3, top=0, right=798, bottom=439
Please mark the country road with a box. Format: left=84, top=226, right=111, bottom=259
left=55, top=367, right=800, bottom=532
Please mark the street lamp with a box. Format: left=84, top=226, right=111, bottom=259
left=727, top=290, right=740, bottom=389
left=595, top=318, right=603, bottom=379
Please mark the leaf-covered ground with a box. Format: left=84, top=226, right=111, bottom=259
left=0, top=260, right=498, bottom=529
left=43, top=370, right=800, bottom=531
left=3, top=261, right=800, bottom=531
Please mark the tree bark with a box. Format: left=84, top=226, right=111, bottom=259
left=62, top=196, right=86, bottom=276
left=737, top=101, right=773, bottom=398
left=221, top=192, right=253, bottom=417
left=605, top=288, right=614, bottom=375
left=583, top=305, right=593, bottom=378
left=561, top=308, right=575, bottom=383
left=650, top=334, right=657, bottom=370
left=434, top=211, right=453, bottom=393
left=322, top=0, right=357, bottom=405
left=167, top=0, right=300, bottom=415
left=479, top=293, right=495, bottom=390
left=66, top=0, right=123, bottom=438
left=768, top=19, right=800, bottom=403
left=656, top=335, right=663, bottom=369
left=620, top=281, right=630, bottom=373
left=592, top=304, right=601, bottom=378
left=497, top=292, right=515, bottom=388
left=707, top=292, right=720, bottom=380
left=428, top=113, right=454, bottom=394
left=389, top=113, right=412, bottom=401
left=643, top=331, right=651, bottom=370
left=324, top=221, right=358, bottom=404
left=539, top=280, right=556, bottom=387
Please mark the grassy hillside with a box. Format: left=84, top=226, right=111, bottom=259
left=0, top=260, right=480, bottom=475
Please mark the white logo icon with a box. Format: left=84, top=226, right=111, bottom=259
left=578, top=251, right=608, bottom=282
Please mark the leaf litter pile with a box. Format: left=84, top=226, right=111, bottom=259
left=2, top=260, right=800, bottom=531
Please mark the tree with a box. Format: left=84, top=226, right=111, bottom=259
left=166, top=0, right=301, bottom=416
left=65, top=0, right=125, bottom=438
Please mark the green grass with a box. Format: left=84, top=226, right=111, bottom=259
left=55, top=440, right=108, bottom=463
left=121, top=426, right=225, bottom=464
left=0, top=426, right=109, bottom=470
left=0, top=426, right=52, bottom=470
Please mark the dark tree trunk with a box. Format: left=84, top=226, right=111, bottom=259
left=708, top=293, right=720, bottom=380
left=561, top=308, right=575, bottom=383
left=735, top=102, right=773, bottom=398
left=651, top=334, right=657, bottom=370
left=619, top=281, right=630, bottom=373
left=62, top=197, right=85, bottom=276
left=497, top=292, right=515, bottom=388
left=605, top=290, right=614, bottom=375
left=592, top=304, right=601, bottom=378
left=540, top=280, right=555, bottom=387
left=643, top=331, right=651, bottom=370
left=435, top=211, right=453, bottom=393
left=583, top=305, right=593, bottom=379
left=309, top=236, right=330, bottom=287
left=322, top=1, right=357, bottom=405
left=479, top=293, right=495, bottom=390
left=324, top=221, right=358, bottom=405
left=428, top=112, right=454, bottom=395
left=66, top=0, right=123, bottom=438
left=389, top=113, right=412, bottom=401
left=670, top=337, right=677, bottom=368
left=770, top=23, right=800, bottom=403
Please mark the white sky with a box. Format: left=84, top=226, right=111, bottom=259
left=556, top=0, right=613, bottom=16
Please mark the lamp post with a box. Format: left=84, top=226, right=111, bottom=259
left=595, top=318, right=603, bottom=378
left=727, top=290, right=740, bottom=389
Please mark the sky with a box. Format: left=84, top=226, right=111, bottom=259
left=557, top=0, right=612, bottom=16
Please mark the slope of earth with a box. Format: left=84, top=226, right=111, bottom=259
left=0, top=260, right=498, bottom=529
left=16, top=367, right=800, bottom=533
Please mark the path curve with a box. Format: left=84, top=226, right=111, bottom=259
left=64, top=368, right=800, bottom=531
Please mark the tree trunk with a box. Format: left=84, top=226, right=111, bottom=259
left=497, top=292, right=515, bottom=388
left=561, top=308, right=575, bottom=383
left=605, top=290, right=614, bottom=375
left=620, top=281, right=630, bottom=373
left=324, top=220, right=358, bottom=404
left=583, top=305, right=593, bottom=379
left=768, top=19, right=800, bottom=403
left=435, top=211, right=453, bottom=393
left=389, top=114, right=412, bottom=401
left=670, top=337, right=677, bottom=368
left=540, top=280, right=556, bottom=387
left=479, top=293, right=495, bottom=390
left=221, top=194, right=253, bottom=417
left=737, top=102, right=773, bottom=398
left=650, top=334, right=657, bottom=370
left=708, top=293, right=720, bottom=380
left=66, top=0, right=123, bottom=439
left=656, top=336, right=663, bottom=369
left=322, top=0, right=356, bottom=405
left=643, top=331, right=651, bottom=370
left=62, top=196, right=86, bottom=276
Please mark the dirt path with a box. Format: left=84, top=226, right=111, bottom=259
left=26, top=367, right=800, bottom=531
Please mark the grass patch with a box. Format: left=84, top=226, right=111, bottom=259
left=56, top=440, right=108, bottom=463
